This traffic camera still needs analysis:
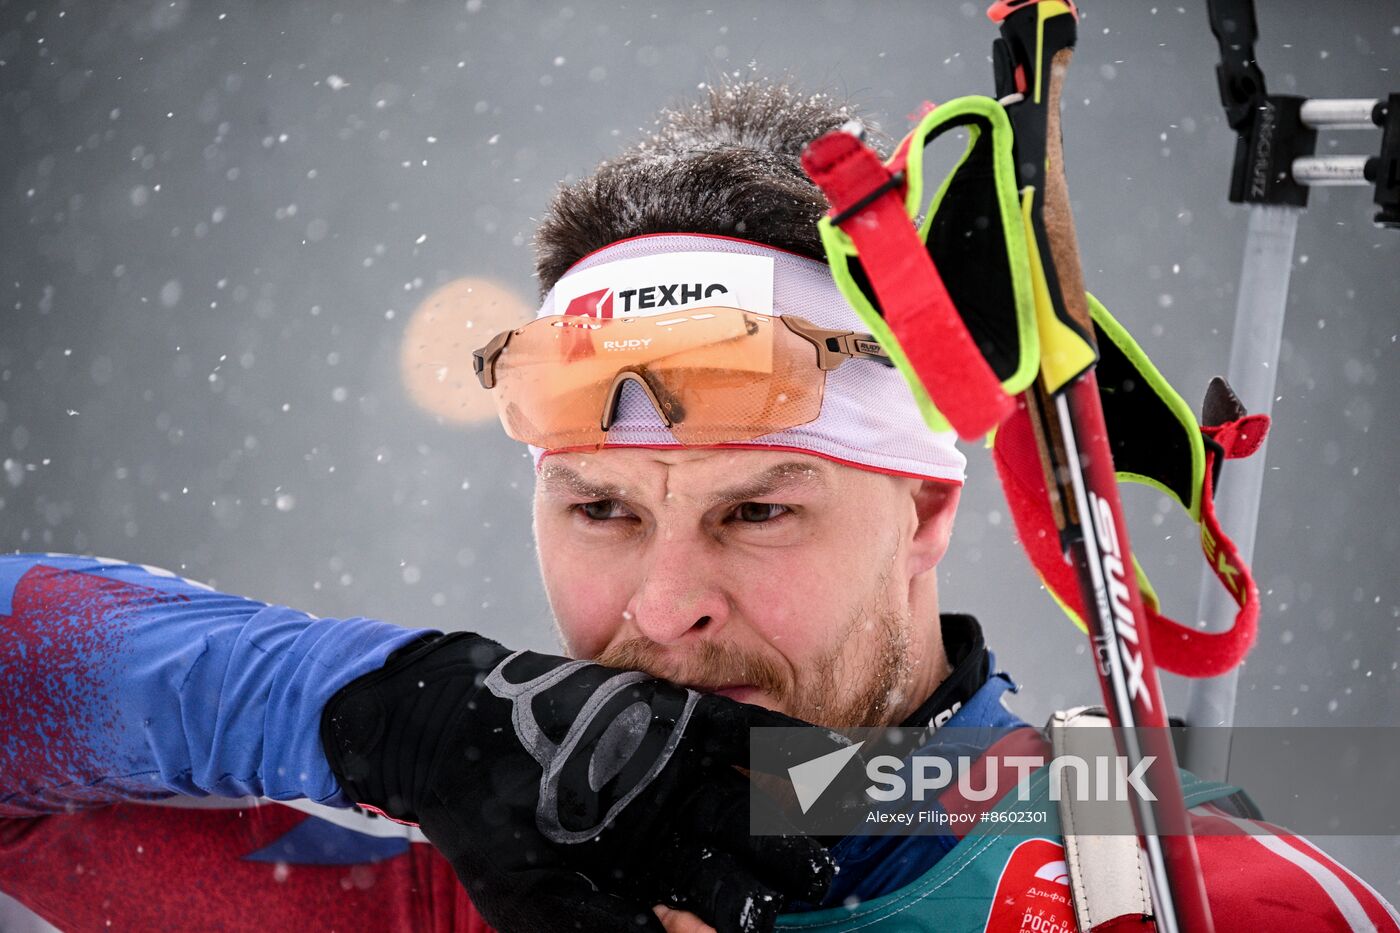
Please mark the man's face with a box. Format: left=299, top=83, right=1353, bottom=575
left=532, top=447, right=961, bottom=728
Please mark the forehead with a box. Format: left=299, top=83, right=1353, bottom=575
left=536, top=447, right=848, bottom=500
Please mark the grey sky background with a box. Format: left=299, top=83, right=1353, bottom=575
left=2, top=0, right=1398, bottom=916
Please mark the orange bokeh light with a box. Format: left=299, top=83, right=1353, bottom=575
left=400, top=277, right=531, bottom=424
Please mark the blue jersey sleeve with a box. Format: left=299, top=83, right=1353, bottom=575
left=0, top=553, right=429, bottom=816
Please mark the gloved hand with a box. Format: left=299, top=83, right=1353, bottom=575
left=320, top=632, right=836, bottom=933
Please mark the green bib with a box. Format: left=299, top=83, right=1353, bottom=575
left=776, top=767, right=1241, bottom=932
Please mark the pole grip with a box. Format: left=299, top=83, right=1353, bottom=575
left=1041, top=47, right=1093, bottom=337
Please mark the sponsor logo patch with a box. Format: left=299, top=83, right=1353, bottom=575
left=983, top=839, right=1078, bottom=933
left=564, top=287, right=615, bottom=319
left=552, top=251, right=774, bottom=320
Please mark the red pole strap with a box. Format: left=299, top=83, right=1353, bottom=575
left=994, top=399, right=1271, bottom=678
left=802, top=131, right=1015, bottom=439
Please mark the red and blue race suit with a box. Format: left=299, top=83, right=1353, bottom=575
left=2, top=554, right=1396, bottom=932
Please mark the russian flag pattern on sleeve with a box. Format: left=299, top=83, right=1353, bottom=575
left=0, top=553, right=425, bottom=815
left=1, top=798, right=494, bottom=932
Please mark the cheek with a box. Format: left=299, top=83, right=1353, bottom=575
left=733, top=526, right=902, bottom=662
left=729, top=550, right=847, bottom=653
left=536, top=532, right=633, bottom=658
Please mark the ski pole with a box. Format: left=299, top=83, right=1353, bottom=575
left=986, top=3, right=1214, bottom=930
left=1185, top=0, right=1400, bottom=780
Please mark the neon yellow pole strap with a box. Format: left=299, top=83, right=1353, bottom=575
left=815, top=95, right=1041, bottom=435
left=992, top=296, right=1269, bottom=678
left=804, top=98, right=1265, bottom=677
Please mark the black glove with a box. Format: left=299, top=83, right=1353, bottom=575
left=320, top=632, right=835, bottom=933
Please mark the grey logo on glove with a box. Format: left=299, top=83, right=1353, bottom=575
left=485, top=652, right=700, bottom=844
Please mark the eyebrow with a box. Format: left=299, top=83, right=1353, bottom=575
left=703, top=461, right=830, bottom=507
left=537, top=463, right=628, bottom=501
left=537, top=460, right=830, bottom=505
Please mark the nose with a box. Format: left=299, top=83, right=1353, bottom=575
left=624, top=529, right=731, bottom=645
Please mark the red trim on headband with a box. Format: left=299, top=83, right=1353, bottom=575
left=558, top=232, right=829, bottom=279
left=537, top=442, right=964, bottom=486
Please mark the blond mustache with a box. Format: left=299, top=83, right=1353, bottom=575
left=596, top=637, right=787, bottom=699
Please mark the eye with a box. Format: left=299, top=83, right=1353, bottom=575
left=575, top=499, right=631, bottom=522
left=732, top=502, right=790, bottom=524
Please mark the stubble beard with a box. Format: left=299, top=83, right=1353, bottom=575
left=595, top=592, right=916, bottom=730
left=787, top=599, right=914, bottom=729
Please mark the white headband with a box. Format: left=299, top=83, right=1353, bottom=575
left=530, top=234, right=966, bottom=484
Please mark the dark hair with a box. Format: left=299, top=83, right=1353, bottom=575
left=533, top=80, right=879, bottom=295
